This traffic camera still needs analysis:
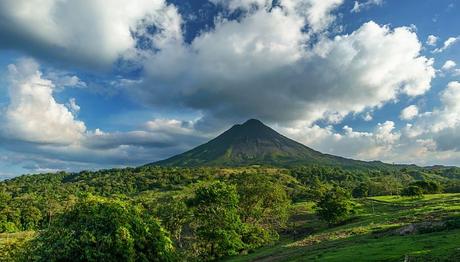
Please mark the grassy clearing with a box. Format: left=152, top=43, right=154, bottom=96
left=227, top=193, right=460, bottom=262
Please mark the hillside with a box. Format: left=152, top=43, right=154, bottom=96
left=1, top=165, right=460, bottom=261
left=153, top=119, right=397, bottom=170
left=227, top=194, right=460, bottom=262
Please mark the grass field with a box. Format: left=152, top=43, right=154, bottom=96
left=227, top=193, right=460, bottom=262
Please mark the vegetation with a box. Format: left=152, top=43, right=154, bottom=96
left=226, top=194, right=460, bottom=262
left=315, top=187, right=354, bottom=225
left=188, top=182, right=244, bottom=260
left=1, top=164, right=460, bottom=261
left=401, top=185, right=424, bottom=198
left=23, top=196, right=174, bottom=262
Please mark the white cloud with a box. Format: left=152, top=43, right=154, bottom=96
left=2, top=58, right=86, bottom=144
left=209, top=0, right=272, bottom=11
left=363, top=112, right=373, bottom=121
left=298, top=0, right=345, bottom=32
left=138, top=17, right=434, bottom=125
left=0, top=0, right=182, bottom=68
left=426, top=35, right=438, bottom=46
left=211, top=0, right=344, bottom=33
left=45, top=71, right=87, bottom=90
left=442, top=60, right=457, bottom=71
left=66, top=98, right=81, bottom=115
left=433, top=36, right=460, bottom=53
left=274, top=80, right=460, bottom=166
left=440, top=60, right=460, bottom=76
left=396, top=82, right=460, bottom=154
left=400, top=105, right=419, bottom=120
left=351, top=0, right=383, bottom=13
left=0, top=59, right=209, bottom=173
left=280, top=120, right=400, bottom=161
left=145, top=119, right=196, bottom=135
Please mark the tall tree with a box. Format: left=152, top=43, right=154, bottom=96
left=188, top=181, right=244, bottom=260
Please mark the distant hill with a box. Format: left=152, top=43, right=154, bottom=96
left=152, top=119, right=401, bottom=170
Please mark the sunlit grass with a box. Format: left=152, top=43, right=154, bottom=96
left=227, top=193, right=460, bottom=262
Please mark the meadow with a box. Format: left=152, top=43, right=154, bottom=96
left=227, top=194, right=460, bottom=262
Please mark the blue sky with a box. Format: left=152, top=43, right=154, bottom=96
left=1, top=0, right=460, bottom=179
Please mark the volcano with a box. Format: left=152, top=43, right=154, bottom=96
left=153, top=119, right=393, bottom=169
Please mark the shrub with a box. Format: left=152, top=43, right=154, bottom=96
left=401, top=185, right=424, bottom=198
left=316, top=187, right=354, bottom=225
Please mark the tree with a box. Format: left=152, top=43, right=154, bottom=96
left=156, top=195, right=190, bottom=248
left=236, top=174, right=291, bottom=248
left=410, top=181, right=441, bottom=194
left=25, top=196, right=175, bottom=262
left=352, top=183, right=369, bottom=198
left=188, top=181, right=244, bottom=260
left=316, top=187, right=354, bottom=225
left=401, top=185, right=423, bottom=198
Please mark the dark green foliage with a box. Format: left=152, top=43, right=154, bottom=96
left=316, top=187, right=354, bottom=225
left=24, top=196, right=174, bottom=262
left=155, top=195, right=190, bottom=248
left=410, top=180, right=441, bottom=194
left=352, top=183, right=369, bottom=198
left=188, top=181, right=244, bottom=260
left=401, top=185, right=424, bottom=198
left=445, top=181, right=460, bottom=193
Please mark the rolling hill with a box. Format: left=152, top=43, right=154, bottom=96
left=152, top=119, right=398, bottom=169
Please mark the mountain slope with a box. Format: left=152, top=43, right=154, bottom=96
left=152, top=119, right=396, bottom=169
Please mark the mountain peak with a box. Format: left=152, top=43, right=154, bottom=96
left=153, top=119, right=323, bottom=167
left=242, top=118, right=265, bottom=126
left=152, top=119, right=392, bottom=169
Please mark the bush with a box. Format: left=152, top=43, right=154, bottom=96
left=315, top=187, right=354, bottom=225
left=24, top=196, right=175, bottom=262
left=401, top=185, right=424, bottom=198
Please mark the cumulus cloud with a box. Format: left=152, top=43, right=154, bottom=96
left=440, top=60, right=460, bottom=76
left=400, top=105, right=419, bottom=120
left=442, top=60, right=457, bottom=71
left=2, top=58, right=86, bottom=144
left=433, top=36, right=460, bottom=53
left=279, top=120, right=400, bottom=161
left=138, top=14, right=434, bottom=126
left=66, top=98, right=81, bottom=115
left=351, top=0, right=383, bottom=13
left=426, top=35, right=438, bottom=46
left=0, top=0, right=182, bottom=68
left=390, top=82, right=460, bottom=156
left=0, top=59, right=208, bottom=173
left=45, top=71, right=87, bottom=90
left=211, top=0, right=343, bottom=32
left=270, top=81, right=460, bottom=166
left=209, top=0, right=272, bottom=11
left=1, top=0, right=455, bottom=172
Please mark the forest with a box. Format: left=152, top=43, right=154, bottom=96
left=1, top=165, right=460, bottom=261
